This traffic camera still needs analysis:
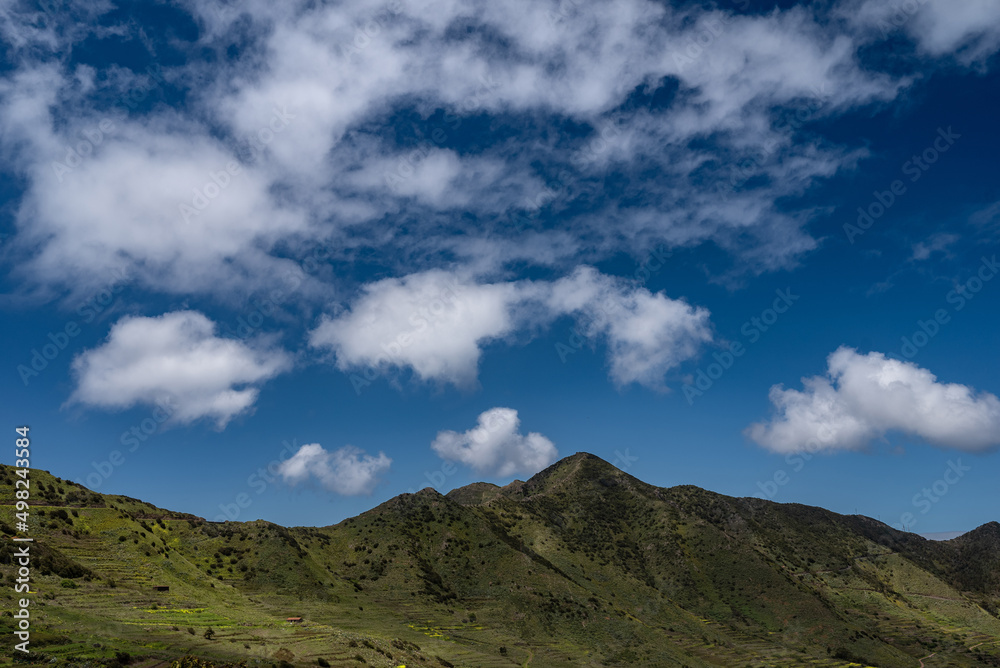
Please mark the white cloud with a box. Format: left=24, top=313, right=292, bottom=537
left=69, top=311, right=291, bottom=428
left=3, top=0, right=972, bottom=304
left=13, top=114, right=309, bottom=300
left=309, top=266, right=711, bottom=390
left=309, top=269, right=524, bottom=388
left=277, top=443, right=392, bottom=495
left=912, top=233, right=959, bottom=261
left=341, top=139, right=537, bottom=213
left=844, top=0, right=1000, bottom=65
left=971, top=199, right=1000, bottom=239
left=0, top=1, right=106, bottom=55
left=546, top=267, right=712, bottom=389
left=431, top=407, right=557, bottom=477
left=2, top=0, right=998, bottom=314
left=746, top=347, right=1000, bottom=453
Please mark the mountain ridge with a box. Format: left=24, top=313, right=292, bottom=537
left=2, top=454, right=999, bottom=667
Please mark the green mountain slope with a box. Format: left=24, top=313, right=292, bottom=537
left=1, top=453, right=998, bottom=667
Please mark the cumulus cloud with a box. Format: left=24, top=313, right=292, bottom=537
left=69, top=311, right=291, bottom=428
left=546, top=267, right=712, bottom=389
left=309, top=266, right=711, bottom=390
left=277, top=443, right=392, bottom=495
left=431, top=407, right=557, bottom=477
left=746, top=347, right=1000, bottom=453
left=309, top=270, right=524, bottom=388
left=11, top=107, right=309, bottom=300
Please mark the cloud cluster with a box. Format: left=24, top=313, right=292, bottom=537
left=310, top=266, right=711, bottom=389
left=3, top=0, right=997, bottom=302
left=746, top=347, right=1000, bottom=453
left=431, top=407, right=557, bottom=477
left=69, top=311, right=290, bottom=428
left=5, top=0, right=1000, bottom=435
left=277, top=443, right=392, bottom=495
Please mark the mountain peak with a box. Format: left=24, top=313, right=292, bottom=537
left=530, top=451, right=620, bottom=480
left=955, top=520, right=1000, bottom=546
left=497, top=451, right=644, bottom=500
left=445, top=481, right=501, bottom=506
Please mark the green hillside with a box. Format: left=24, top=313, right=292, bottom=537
left=1, top=453, right=998, bottom=667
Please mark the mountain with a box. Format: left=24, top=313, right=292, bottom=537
left=1, top=453, right=999, bottom=667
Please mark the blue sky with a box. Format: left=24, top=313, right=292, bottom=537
left=1, top=0, right=998, bottom=535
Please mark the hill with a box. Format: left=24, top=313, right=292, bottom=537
left=1, top=453, right=998, bottom=667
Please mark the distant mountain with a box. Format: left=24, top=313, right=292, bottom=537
left=918, top=531, right=966, bottom=541
left=1, top=453, right=999, bottom=667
